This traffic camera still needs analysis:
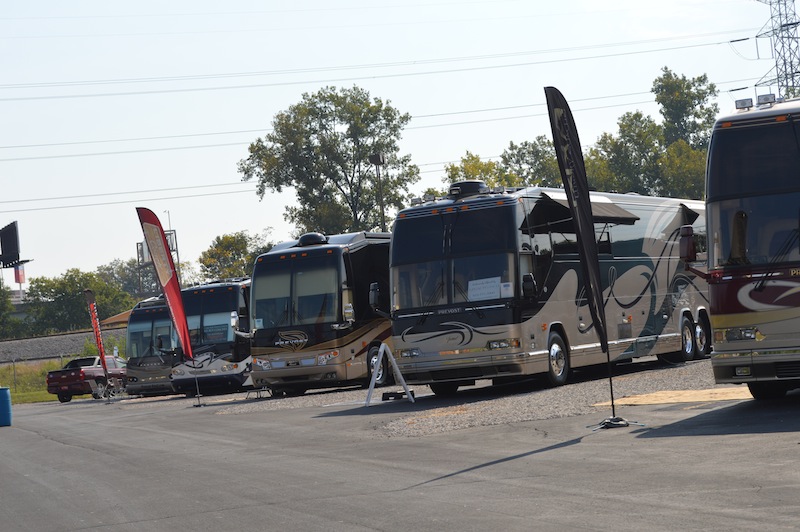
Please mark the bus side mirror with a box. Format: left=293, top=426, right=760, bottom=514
left=369, top=282, right=380, bottom=311
left=369, top=282, right=391, bottom=319
left=522, top=273, right=537, bottom=299
left=679, top=225, right=696, bottom=262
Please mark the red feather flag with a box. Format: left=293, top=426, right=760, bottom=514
left=136, top=207, right=193, bottom=359
left=84, top=289, right=109, bottom=381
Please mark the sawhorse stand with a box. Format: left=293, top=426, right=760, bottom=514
left=364, top=343, right=415, bottom=406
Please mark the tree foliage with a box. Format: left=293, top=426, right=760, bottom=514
left=500, top=137, right=561, bottom=188
left=198, top=230, right=273, bottom=281
left=96, top=257, right=158, bottom=300
left=583, top=67, right=716, bottom=198
left=25, top=269, right=136, bottom=335
left=589, top=111, right=664, bottom=195
left=652, top=67, right=718, bottom=150
left=441, top=137, right=561, bottom=190
left=238, top=85, right=420, bottom=235
left=0, top=282, right=24, bottom=339
left=443, top=151, right=505, bottom=185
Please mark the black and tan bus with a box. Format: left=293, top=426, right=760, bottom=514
left=382, top=181, right=710, bottom=396
left=248, top=232, right=392, bottom=396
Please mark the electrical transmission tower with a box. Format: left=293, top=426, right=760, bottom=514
left=756, top=0, right=800, bottom=97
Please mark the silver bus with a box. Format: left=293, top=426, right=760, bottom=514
left=125, top=279, right=252, bottom=397
left=383, top=181, right=710, bottom=396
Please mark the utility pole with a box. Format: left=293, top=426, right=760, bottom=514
left=756, top=0, right=800, bottom=97
left=368, top=153, right=387, bottom=232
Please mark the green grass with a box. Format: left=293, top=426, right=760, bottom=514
left=0, top=359, right=68, bottom=404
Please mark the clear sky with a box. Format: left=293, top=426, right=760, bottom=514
left=0, top=0, right=775, bottom=288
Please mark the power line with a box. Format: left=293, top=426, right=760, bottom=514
left=0, top=74, right=757, bottom=154
left=0, top=181, right=251, bottom=204
left=0, top=129, right=267, bottom=150
left=0, top=1, right=530, bottom=21
left=0, top=142, right=244, bottom=162
left=0, top=189, right=251, bottom=215
left=0, top=40, right=751, bottom=103
left=0, top=30, right=752, bottom=90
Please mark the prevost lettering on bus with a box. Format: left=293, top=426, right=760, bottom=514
left=679, top=94, right=800, bottom=399
left=390, top=181, right=710, bottom=396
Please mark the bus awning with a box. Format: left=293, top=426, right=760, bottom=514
left=541, top=192, right=640, bottom=225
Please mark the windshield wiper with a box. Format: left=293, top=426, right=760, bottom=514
left=755, top=228, right=800, bottom=291
left=453, top=281, right=485, bottom=319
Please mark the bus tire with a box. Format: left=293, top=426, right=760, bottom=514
left=680, top=315, right=698, bottom=361
left=747, top=382, right=787, bottom=400
left=695, top=316, right=711, bottom=357
left=368, top=345, right=390, bottom=386
left=547, top=332, right=571, bottom=386
left=92, top=380, right=107, bottom=400
left=430, top=382, right=459, bottom=397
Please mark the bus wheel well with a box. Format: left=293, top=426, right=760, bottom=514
left=547, top=323, right=569, bottom=349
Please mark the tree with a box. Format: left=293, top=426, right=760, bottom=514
left=652, top=67, right=718, bottom=150
left=443, top=151, right=506, bottom=185
left=589, top=111, right=664, bottom=195
left=198, top=230, right=273, bottom=281
left=656, top=139, right=706, bottom=199
left=238, top=85, right=420, bottom=235
left=0, top=282, right=25, bottom=339
left=583, top=68, right=717, bottom=198
left=499, top=137, right=561, bottom=187
left=96, top=257, right=158, bottom=300
left=25, top=269, right=136, bottom=335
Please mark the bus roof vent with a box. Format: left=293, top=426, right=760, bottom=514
left=297, top=232, right=329, bottom=247
left=448, top=180, right=490, bottom=200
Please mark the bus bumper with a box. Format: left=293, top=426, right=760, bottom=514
left=396, top=350, right=549, bottom=385
left=712, top=348, right=800, bottom=383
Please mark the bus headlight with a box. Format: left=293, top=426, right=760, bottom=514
left=253, top=358, right=271, bottom=370
left=172, top=369, right=185, bottom=376
left=715, top=327, right=760, bottom=343
left=487, top=338, right=521, bottom=350
left=398, top=348, right=422, bottom=358
left=220, top=363, right=239, bottom=372
left=317, top=350, right=340, bottom=365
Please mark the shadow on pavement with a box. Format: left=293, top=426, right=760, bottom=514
left=633, top=392, right=800, bottom=438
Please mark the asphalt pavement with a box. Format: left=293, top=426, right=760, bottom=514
left=2, top=365, right=800, bottom=531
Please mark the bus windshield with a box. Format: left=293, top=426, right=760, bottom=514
left=183, top=288, right=239, bottom=346
left=391, top=207, right=516, bottom=310
left=127, top=310, right=174, bottom=359
left=252, top=254, right=340, bottom=329
left=708, top=119, right=800, bottom=267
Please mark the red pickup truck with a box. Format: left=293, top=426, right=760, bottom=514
left=46, top=356, right=127, bottom=403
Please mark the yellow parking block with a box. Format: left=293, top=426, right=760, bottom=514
left=595, top=387, right=752, bottom=406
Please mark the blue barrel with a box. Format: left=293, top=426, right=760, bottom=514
left=0, top=387, right=11, bottom=427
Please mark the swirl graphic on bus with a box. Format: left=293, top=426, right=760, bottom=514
left=401, top=321, right=506, bottom=346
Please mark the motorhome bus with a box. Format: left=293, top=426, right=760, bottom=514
left=681, top=94, right=800, bottom=400
left=125, top=296, right=177, bottom=396
left=125, top=279, right=252, bottom=397
left=384, top=181, right=709, bottom=396
left=170, top=278, right=252, bottom=396
left=248, top=232, right=392, bottom=395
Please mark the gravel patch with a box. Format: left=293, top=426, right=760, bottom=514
left=216, top=357, right=724, bottom=438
